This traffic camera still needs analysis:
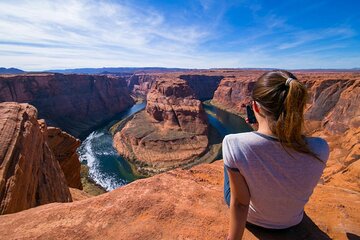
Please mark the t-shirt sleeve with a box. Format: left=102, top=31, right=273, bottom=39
left=318, top=138, right=330, bottom=163
left=307, top=137, right=330, bottom=163
left=222, top=135, right=237, bottom=169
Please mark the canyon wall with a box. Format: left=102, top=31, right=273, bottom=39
left=126, top=74, right=158, bottom=98
left=0, top=73, right=134, bottom=138
left=211, top=71, right=263, bottom=115
left=0, top=102, right=72, bottom=215
left=47, top=127, right=82, bottom=189
left=300, top=73, right=360, bottom=185
left=179, top=74, right=223, bottom=100
left=126, top=73, right=223, bottom=101
left=113, top=77, right=209, bottom=175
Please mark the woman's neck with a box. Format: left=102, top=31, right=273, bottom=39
left=253, top=103, right=277, bottom=138
left=256, top=118, right=277, bottom=137
left=257, top=126, right=275, bottom=137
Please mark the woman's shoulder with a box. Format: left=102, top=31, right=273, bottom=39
left=223, top=132, right=266, bottom=148
left=305, top=136, right=330, bottom=162
left=223, top=132, right=258, bottom=143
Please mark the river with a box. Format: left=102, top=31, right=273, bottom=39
left=77, top=102, right=253, bottom=191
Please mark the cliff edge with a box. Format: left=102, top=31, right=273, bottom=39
left=0, top=161, right=358, bottom=239
left=0, top=102, right=72, bottom=214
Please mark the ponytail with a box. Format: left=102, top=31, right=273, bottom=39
left=252, top=70, right=321, bottom=160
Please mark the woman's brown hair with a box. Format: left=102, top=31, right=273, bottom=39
left=251, top=70, right=320, bottom=160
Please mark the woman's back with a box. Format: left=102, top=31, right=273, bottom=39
left=223, top=131, right=329, bottom=229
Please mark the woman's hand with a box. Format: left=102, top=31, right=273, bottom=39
left=245, top=118, right=259, bottom=131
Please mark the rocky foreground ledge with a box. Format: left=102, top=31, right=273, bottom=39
left=0, top=160, right=358, bottom=240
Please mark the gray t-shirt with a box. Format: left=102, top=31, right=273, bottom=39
left=223, top=131, right=329, bottom=229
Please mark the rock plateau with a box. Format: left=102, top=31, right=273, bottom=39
left=113, top=77, right=209, bottom=175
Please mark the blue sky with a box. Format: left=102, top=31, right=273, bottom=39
left=0, top=0, right=359, bottom=70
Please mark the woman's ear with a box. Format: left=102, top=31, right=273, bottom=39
left=253, top=101, right=260, bottom=113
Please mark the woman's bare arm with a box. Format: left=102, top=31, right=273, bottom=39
left=227, top=168, right=250, bottom=240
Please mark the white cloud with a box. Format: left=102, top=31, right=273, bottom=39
left=0, top=0, right=211, bottom=70
left=277, top=27, right=356, bottom=50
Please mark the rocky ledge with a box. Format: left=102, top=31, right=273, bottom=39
left=0, top=160, right=358, bottom=240
left=113, top=78, right=210, bottom=175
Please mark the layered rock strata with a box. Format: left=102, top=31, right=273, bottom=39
left=146, top=78, right=208, bottom=135
left=0, top=161, right=358, bottom=240
left=0, top=73, right=134, bottom=137
left=113, top=78, right=209, bottom=174
left=47, top=127, right=82, bottom=189
left=211, top=71, right=263, bottom=115
left=302, top=74, right=360, bottom=182
left=0, top=102, right=72, bottom=215
left=179, top=74, right=223, bottom=100
left=126, top=73, right=223, bottom=101
left=126, top=74, right=158, bottom=98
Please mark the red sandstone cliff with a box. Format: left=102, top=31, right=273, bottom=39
left=126, top=74, right=158, bottom=98
left=47, top=127, right=82, bottom=189
left=211, top=71, right=263, bottom=115
left=146, top=78, right=208, bottom=135
left=113, top=78, right=209, bottom=175
left=179, top=74, right=223, bottom=100
left=126, top=72, right=224, bottom=101
left=0, top=102, right=72, bottom=215
left=0, top=73, right=134, bottom=137
left=301, top=74, right=360, bottom=185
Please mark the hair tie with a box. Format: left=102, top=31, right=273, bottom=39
left=285, top=78, right=294, bottom=86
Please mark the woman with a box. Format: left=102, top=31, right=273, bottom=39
left=223, top=70, right=329, bottom=240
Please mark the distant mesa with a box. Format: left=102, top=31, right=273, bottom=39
left=46, top=67, right=193, bottom=74
left=0, top=67, right=24, bottom=74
